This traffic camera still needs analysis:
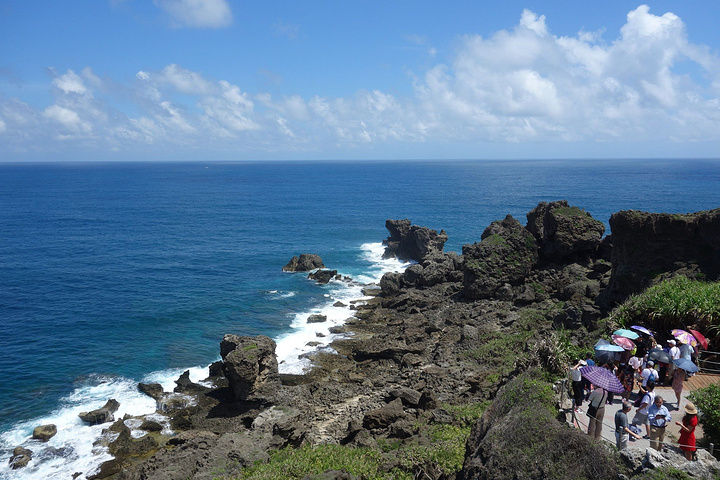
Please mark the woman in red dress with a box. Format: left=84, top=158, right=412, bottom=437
left=675, top=402, right=698, bottom=461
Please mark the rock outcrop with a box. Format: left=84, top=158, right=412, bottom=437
left=220, top=335, right=279, bottom=401
left=308, top=269, right=338, bottom=284
left=462, top=215, right=538, bottom=299
left=32, top=424, right=57, bottom=442
left=283, top=254, right=325, bottom=272
left=79, top=399, right=120, bottom=425
left=600, top=208, right=720, bottom=306
left=526, top=200, right=605, bottom=263
left=382, top=219, right=448, bottom=261
left=8, top=447, right=32, bottom=470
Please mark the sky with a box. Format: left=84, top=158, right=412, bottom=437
left=1, top=1, right=720, bottom=162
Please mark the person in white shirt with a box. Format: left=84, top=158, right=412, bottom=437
left=667, top=339, right=681, bottom=383
left=632, top=381, right=656, bottom=438
left=640, top=361, right=659, bottom=392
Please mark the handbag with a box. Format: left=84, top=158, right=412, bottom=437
left=586, top=404, right=598, bottom=419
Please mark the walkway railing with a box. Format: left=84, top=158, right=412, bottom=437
left=698, top=349, right=720, bottom=375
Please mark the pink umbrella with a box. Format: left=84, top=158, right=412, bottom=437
left=612, top=334, right=636, bottom=351
left=689, top=329, right=709, bottom=350
left=671, top=329, right=698, bottom=347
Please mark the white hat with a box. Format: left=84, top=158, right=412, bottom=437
left=668, top=340, right=676, bottom=345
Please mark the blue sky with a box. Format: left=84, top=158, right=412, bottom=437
left=1, top=1, right=720, bottom=161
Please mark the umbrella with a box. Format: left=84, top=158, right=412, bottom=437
left=673, top=358, right=699, bottom=373
left=595, top=344, right=625, bottom=352
left=647, top=348, right=672, bottom=364
left=594, top=350, right=616, bottom=365
left=672, top=329, right=698, bottom=347
left=612, top=334, right=636, bottom=351
left=579, top=366, right=625, bottom=394
left=689, top=329, right=709, bottom=350
left=631, top=325, right=653, bottom=336
left=614, top=329, right=640, bottom=340
left=594, top=339, right=611, bottom=348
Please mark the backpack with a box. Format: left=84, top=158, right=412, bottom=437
left=649, top=371, right=658, bottom=382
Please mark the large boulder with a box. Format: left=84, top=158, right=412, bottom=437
left=382, top=219, right=448, bottom=262
left=600, top=208, right=720, bottom=306
left=308, top=269, right=337, bottom=284
left=8, top=447, right=32, bottom=470
left=79, top=399, right=120, bottom=425
left=283, top=254, right=325, bottom=272
left=32, top=424, right=57, bottom=442
left=526, top=201, right=605, bottom=263
left=462, top=215, right=538, bottom=299
left=220, top=335, right=280, bottom=401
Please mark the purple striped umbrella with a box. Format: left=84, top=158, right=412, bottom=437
left=579, top=365, right=625, bottom=394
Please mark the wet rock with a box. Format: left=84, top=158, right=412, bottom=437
left=307, top=314, right=327, bottom=323
left=382, top=219, right=448, bottom=262
left=220, top=334, right=279, bottom=401
left=79, top=399, right=120, bottom=425
left=138, top=383, right=164, bottom=401
left=106, top=419, right=159, bottom=458
left=140, top=420, right=163, bottom=432
left=32, top=424, right=57, bottom=442
left=308, top=269, right=338, bottom=284
left=8, top=447, right=32, bottom=469
left=283, top=254, right=325, bottom=272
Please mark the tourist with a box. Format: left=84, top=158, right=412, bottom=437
left=632, top=381, right=655, bottom=439
left=583, top=353, right=595, bottom=399
left=667, top=339, right=681, bottom=382
left=671, top=367, right=686, bottom=408
left=618, top=363, right=635, bottom=401
left=587, top=384, right=608, bottom=439
left=615, top=401, right=641, bottom=449
left=647, top=395, right=671, bottom=451
left=676, top=402, right=699, bottom=461
left=639, top=361, right=658, bottom=393
left=570, top=359, right=586, bottom=411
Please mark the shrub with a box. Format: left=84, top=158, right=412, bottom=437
left=609, top=276, right=720, bottom=339
left=688, top=383, right=720, bottom=445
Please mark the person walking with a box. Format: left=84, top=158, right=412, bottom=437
left=632, top=381, right=656, bottom=439
left=587, top=384, right=608, bottom=439
left=570, top=359, right=586, bottom=411
left=676, top=402, right=699, bottom=461
left=647, top=395, right=671, bottom=451
left=671, top=367, right=686, bottom=409
left=615, top=401, right=642, bottom=449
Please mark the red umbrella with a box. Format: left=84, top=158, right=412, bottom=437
left=612, top=334, right=636, bottom=351
left=689, top=329, right=709, bottom=350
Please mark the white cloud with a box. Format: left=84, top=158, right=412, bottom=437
left=155, top=0, right=232, bottom=29
left=3, top=5, right=720, bottom=159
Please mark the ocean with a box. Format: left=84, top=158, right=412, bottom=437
left=1, top=159, right=719, bottom=478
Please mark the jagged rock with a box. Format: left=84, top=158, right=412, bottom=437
left=138, top=383, right=164, bottom=401
left=283, top=254, right=325, bottom=272
left=174, top=370, right=209, bottom=394
left=353, top=339, right=425, bottom=363
left=600, top=207, right=720, bottom=306
left=220, top=334, right=279, bottom=401
left=140, top=420, right=163, bottom=432
left=462, top=215, right=538, bottom=299
left=379, top=272, right=403, bottom=296
left=307, top=314, right=327, bottom=323
left=32, top=424, right=57, bottom=442
left=79, top=399, right=120, bottom=425
left=308, top=269, right=337, bottom=284
left=273, top=417, right=307, bottom=448
left=106, top=419, right=159, bottom=458
left=526, top=201, right=605, bottom=263
left=8, top=447, right=32, bottom=469
left=387, top=387, right=422, bottom=407
left=388, top=419, right=416, bottom=438
left=333, top=301, right=346, bottom=307
left=382, top=219, right=448, bottom=261
left=363, top=398, right=406, bottom=429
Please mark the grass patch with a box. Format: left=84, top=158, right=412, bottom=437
left=554, top=206, right=588, bottom=217
left=609, top=275, right=720, bottom=336
left=482, top=234, right=508, bottom=246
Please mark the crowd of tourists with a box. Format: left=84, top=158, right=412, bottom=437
left=568, top=327, right=704, bottom=460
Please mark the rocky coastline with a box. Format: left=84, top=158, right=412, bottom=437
left=17, top=201, right=720, bottom=479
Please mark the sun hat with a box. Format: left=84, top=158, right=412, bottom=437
left=668, top=339, right=676, bottom=345
left=684, top=402, right=698, bottom=415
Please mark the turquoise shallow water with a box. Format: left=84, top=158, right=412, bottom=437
left=1, top=159, right=719, bottom=478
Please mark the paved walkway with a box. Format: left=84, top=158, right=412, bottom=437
left=568, top=376, right=719, bottom=453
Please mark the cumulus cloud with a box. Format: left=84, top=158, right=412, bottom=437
left=154, top=0, right=232, bottom=29
left=2, top=5, right=720, bottom=158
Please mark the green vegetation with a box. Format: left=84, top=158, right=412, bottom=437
left=633, top=467, right=694, bottom=480
left=482, top=234, right=507, bottom=246
left=554, top=206, right=588, bottom=217
left=230, top=401, right=490, bottom=480
left=243, top=343, right=259, bottom=351
left=688, top=383, right=720, bottom=446
left=610, top=275, right=720, bottom=335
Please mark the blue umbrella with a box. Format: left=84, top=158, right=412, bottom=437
left=673, top=358, right=699, bottom=373
left=595, top=344, right=625, bottom=352
left=630, top=325, right=653, bottom=336
left=613, top=329, right=640, bottom=340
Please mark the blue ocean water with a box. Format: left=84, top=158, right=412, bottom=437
left=1, top=159, right=719, bottom=478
